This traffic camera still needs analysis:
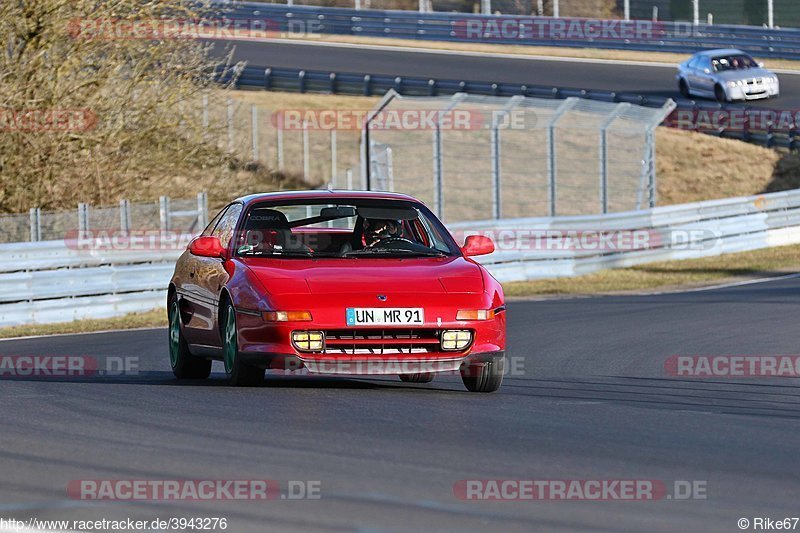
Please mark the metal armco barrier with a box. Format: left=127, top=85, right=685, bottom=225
left=223, top=65, right=799, bottom=150
left=3, top=189, right=800, bottom=326
left=213, top=3, right=800, bottom=60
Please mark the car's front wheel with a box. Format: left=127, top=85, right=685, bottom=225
left=168, top=299, right=211, bottom=379
left=222, top=302, right=264, bottom=387
left=461, top=357, right=505, bottom=393
left=714, top=84, right=728, bottom=103
left=399, top=373, right=435, bottom=383
left=679, top=78, right=690, bottom=98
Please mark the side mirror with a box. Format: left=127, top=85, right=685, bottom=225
left=188, top=236, right=226, bottom=258
left=461, top=235, right=495, bottom=257
left=758, top=61, right=765, bottom=68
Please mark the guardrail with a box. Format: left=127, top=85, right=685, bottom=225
left=2, top=189, right=800, bottom=326
left=225, top=65, right=799, bottom=150
left=452, top=189, right=800, bottom=281
left=215, top=3, right=800, bottom=60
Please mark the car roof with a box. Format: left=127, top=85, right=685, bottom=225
left=692, top=48, right=746, bottom=57
left=233, top=189, right=420, bottom=206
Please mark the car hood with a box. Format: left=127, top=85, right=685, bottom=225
left=240, top=256, right=484, bottom=295
left=715, top=68, right=774, bottom=81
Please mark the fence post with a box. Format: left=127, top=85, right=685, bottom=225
left=647, top=129, right=657, bottom=208
left=768, top=0, right=774, bottom=28
left=29, top=208, right=41, bottom=242
left=346, top=168, right=353, bottom=189
left=159, top=196, right=171, bottom=231
left=303, top=120, right=310, bottom=181
left=553, top=0, right=559, bottom=17
left=490, top=96, right=523, bottom=220
left=226, top=98, right=234, bottom=153
left=624, top=0, right=630, bottom=20
left=330, top=129, right=337, bottom=187
left=251, top=104, right=259, bottom=161
left=197, top=192, right=208, bottom=230
left=433, top=126, right=442, bottom=217
left=386, top=147, right=394, bottom=192
left=692, top=0, right=699, bottom=25
left=78, top=203, right=89, bottom=236
left=277, top=126, right=284, bottom=169
left=119, top=199, right=131, bottom=235
left=599, top=103, right=630, bottom=215
left=362, top=90, right=400, bottom=191
left=546, top=98, right=578, bottom=217
left=491, top=125, right=500, bottom=219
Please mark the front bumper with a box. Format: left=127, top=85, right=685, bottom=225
left=727, top=83, right=779, bottom=101
left=233, top=303, right=506, bottom=375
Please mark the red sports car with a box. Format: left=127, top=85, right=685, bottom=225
left=168, top=190, right=506, bottom=392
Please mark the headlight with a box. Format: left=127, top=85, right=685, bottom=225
left=292, top=331, right=324, bottom=351
left=727, top=80, right=744, bottom=88
left=441, top=330, right=472, bottom=351
left=263, top=310, right=313, bottom=322
left=456, top=309, right=496, bottom=321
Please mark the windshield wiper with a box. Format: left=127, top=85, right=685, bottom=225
left=344, top=248, right=446, bottom=257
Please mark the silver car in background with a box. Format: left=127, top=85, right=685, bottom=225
left=677, top=49, right=779, bottom=103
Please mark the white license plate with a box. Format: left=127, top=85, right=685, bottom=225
left=346, top=307, right=424, bottom=326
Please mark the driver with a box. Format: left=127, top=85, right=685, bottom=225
left=363, top=218, right=403, bottom=247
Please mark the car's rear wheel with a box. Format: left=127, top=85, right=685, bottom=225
left=461, top=357, right=505, bottom=393
left=714, top=84, right=728, bottom=103
left=679, top=78, right=690, bottom=98
left=399, top=373, right=435, bottom=383
left=222, top=302, right=264, bottom=387
left=168, top=299, right=211, bottom=379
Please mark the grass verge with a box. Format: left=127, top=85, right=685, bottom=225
left=0, top=309, right=166, bottom=339
left=503, top=243, right=800, bottom=297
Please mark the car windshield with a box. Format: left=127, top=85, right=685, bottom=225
left=234, top=198, right=459, bottom=259
left=711, top=54, right=757, bottom=72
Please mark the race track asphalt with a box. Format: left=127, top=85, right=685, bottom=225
left=1, top=276, right=799, bottom=532
left=212, top=39, right=800, bottom=109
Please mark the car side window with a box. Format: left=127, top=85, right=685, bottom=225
left=212, top=203, right=243, bottom=250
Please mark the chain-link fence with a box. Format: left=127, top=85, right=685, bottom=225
left=209, top=97, right=362, bottom=187
left=2, top=194, right=208, bottom=244
left=364, top=91, right=674, bottom=222
left=241, top=0, right=797, bottom=27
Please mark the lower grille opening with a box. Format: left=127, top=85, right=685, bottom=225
left=323, top=328, right=441, bottom=355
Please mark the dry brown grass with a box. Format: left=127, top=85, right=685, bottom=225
left=504, top=242, right=800, bottom=297
left=655, top=128, right=783, bottom=205
left=0, top=309, right=165, bottom=338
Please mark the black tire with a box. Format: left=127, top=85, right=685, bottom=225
left=221, top=302, right=264, bottom=387
left=679, top=79, right=690, bottom=98
left=399, top=373, right=435, bottom=383
left=168, top=299, right=212, bottom=379
left=714, top=84, right=728, bottom=103
left=461, top=357, right=505, bottom=393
